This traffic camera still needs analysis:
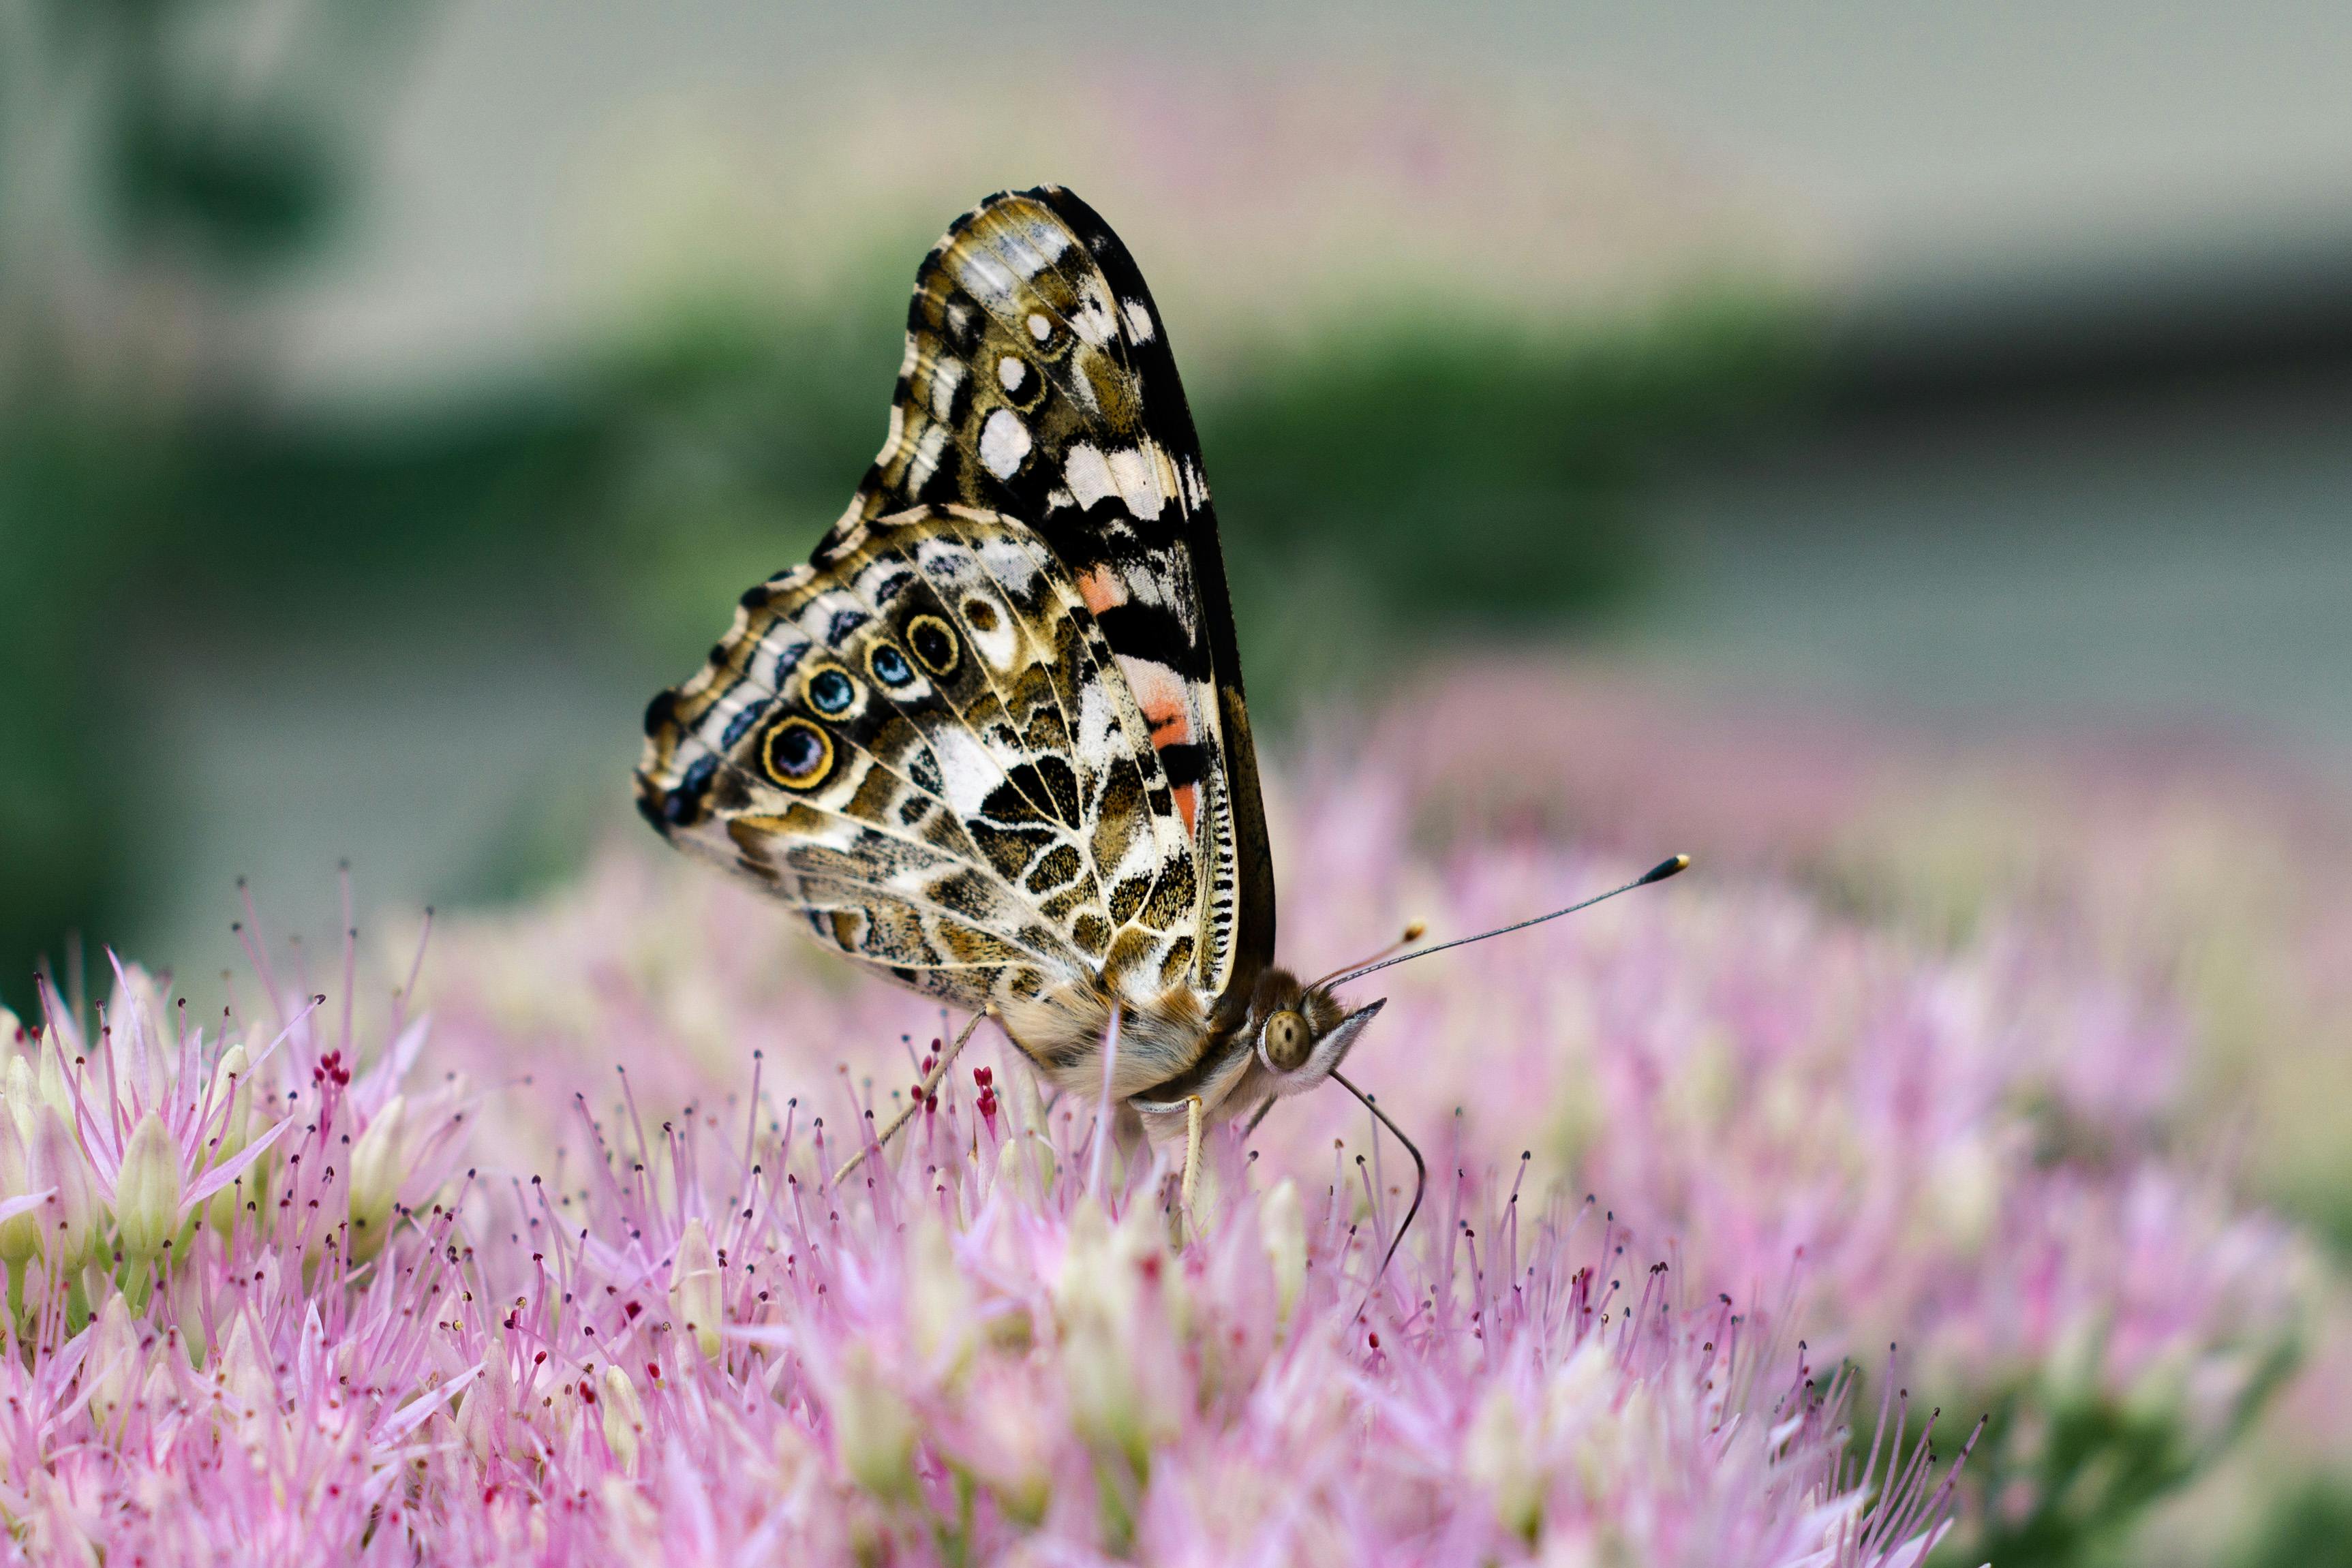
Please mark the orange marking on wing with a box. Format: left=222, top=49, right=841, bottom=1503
left=1170, top=782, right=1200, bottom=835
left=1075, top=565, right=1127, bottom=615
left=1124, top=659, right=1193, bottom=745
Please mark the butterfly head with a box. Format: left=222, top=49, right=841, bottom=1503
left=1244, top=970, right=1384, bottom=1100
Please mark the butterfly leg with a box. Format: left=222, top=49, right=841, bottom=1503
left=837, top=1010, right=987, bottom=1182
left=1180, top=1095, right=1206, bottom=1221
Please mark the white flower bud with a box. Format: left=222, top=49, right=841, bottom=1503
left=1465, top=1383, right=1543, bottom=1543
left=1055, top=1200, right=1182, bottom=1469
left=209, top=1045, right=254, bottom=1154
left=29, top=1106, right=96, bottom=1265
left=346, top=1096, right=409, bottom=1263
left=601, top=1364, right=646, bottom=1470
left=0, top=1110, right=36, bottom=1265
left=1259, top=1178, right=1306, bottom=1325
left=907, top=1214, right=975, bottom=1376
left=114, top=1112, right=183, bottom=1260
left=668, top=1216, right=723, bottom=1362
left=958, top=1363, right=1055, bottom=1525
left=203, top=1045, right=262, bottom=1235
left=218, top=1313, right=275, bottom=1419
left=87, top=1291, right=139, bottom=1424
left=4, top=1053, right=37, bottom=1145
left=832, top=1342, right=917, bottom=1501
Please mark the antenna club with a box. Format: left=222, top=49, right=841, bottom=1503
left=1640, top=854, right=1692, bottom=885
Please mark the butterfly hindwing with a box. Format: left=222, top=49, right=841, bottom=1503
left=637, top=505, right=1201, bottom=1016
left=826, top=186, right=1275, bottom=1003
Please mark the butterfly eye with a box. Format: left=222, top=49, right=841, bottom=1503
left=763, top=718, right=834, bottom=789
left=1264, top=1010, right=1311, bottom=1073
left=806, top=667, right=857, bottom=715
left=908, top=615, right=960, bottom=676
left=868, top=644, right=916, bottom=689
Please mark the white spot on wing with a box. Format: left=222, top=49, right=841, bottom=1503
left=979, top=409, right=1032, bottom=479
left=972, top=534, right=1043, bottom=596
left=1063, top=444, right=1115, bottom=510
left=998, top=356, right=1026, bottom=393
left=1026, top=313, right=1052, bottom=343
left=956, top=252, right=1019, bottom=309
left=908, top=422, right=949, bottom=486
left=1180, top=459, right=1210, bottom=507
left=1107, top=447, right=1165, bottom=519
left=996, top=213, right=1071, bottom=277
left=1068, top=286, right=1117, bottom=347
left=1120, top=298, right=1155, bottom=341
left=927, top=725, right=1003, bottom=814
left=928, top=357, right=966, bottom=422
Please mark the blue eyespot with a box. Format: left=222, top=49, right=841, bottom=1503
left=808, top=668, right=855, bottom=714
left=870, top=644, right=915, bottom=688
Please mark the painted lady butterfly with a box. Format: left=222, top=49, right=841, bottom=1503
left=635, top=187, right=1682, bottom=1214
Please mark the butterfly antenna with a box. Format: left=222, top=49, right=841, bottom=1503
left=1332, top=1070, right=1424, bottom=1306
left=1324, top=855, right=1690, bottom=991
left=1309, top=922, right=1429, bottom=991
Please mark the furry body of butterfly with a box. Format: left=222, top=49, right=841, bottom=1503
left=635, top=188, right=1384, bottom=1169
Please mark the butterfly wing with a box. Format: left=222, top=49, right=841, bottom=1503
left=823, top=186, right=1274, bottom=1006
left=637, top=506, right=1204, bottom=1028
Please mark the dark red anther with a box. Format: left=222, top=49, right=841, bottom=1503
left=973, top=1066, right=992, bottom=1088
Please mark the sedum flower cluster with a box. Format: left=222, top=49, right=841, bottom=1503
left=0, top=951, right=1959, bottom=1564
left=0, top=669, right=2320, bottom=1563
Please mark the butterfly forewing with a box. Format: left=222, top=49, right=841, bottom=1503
left=827, top=186, right=1274, bottom=1000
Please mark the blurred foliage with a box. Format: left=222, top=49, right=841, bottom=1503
left=0, top=0, right=423, bottom=1012
left=2239, top=1477, right=2352, bottom=1568
left=1928, top=1355, right=2300, bottom=1568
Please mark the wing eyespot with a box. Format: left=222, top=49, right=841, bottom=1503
left=908, top=615, right=960, bottom=676
left=805, top=665, right=859, bottom=716
left=868, top=643, right=917, bottom=690
left=762, top=718, right=834, bottom=790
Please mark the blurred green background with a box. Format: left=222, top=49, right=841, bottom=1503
left=7, top=3, right=2352, bottom=1562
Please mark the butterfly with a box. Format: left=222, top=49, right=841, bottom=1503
left=635, top=185, right=1683, bottom=1231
